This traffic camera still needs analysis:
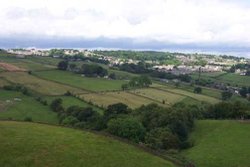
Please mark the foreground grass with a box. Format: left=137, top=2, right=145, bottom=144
left=0, top=121, right=175, bottom=167
left=0, top=90, right=58, bottom=124
left=34, top=70, right=126, bottom=92
left=182, top=120, right=250, bottom=167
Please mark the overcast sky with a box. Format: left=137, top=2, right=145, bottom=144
left=1, top=0, right=250, bottom=57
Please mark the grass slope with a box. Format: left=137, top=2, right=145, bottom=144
left=182, top=120, right=250, bottom=167
left=0, top=121, right=175, bottom=167
left=0, top=90, right=58, bottom=124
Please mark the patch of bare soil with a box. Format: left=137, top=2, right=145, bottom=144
left=0, top=62, right=26, bottom=72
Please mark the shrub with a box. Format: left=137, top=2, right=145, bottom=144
left=62, top=116, right=79, bottom=126
left=107, top=117, right=146, bottom=143
left=145, top=127, right=180, bottom=150
left=24, top=116, right=33, bottom=122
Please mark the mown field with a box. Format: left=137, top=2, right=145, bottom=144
left=182, top=120, right=250, bottom=167
left=0, top=72, right=85, bottom=95
left=129, top=88, right=185, bottom=106
left=0, top=121, right=175, bottom=167
left=34, top=70, right=126, bottom=92
left=152, top=84, right=220, bottom=104
left=0, top=90, right=58, bottom=124
left=80, top=91, right=161, bottom=109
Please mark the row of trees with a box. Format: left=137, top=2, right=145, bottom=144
left=49, top=99, right=195, bottom=151
left=121, top=76, right=152, bottom=90
left=57, top=61, right=108, bottom=77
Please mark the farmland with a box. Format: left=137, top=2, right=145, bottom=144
left=191, top=72, right=250, bottom=87
left=34, top=70, right=126, bottom=92
left=0, top=121, right=175, bottom=167
left=45, top=96, right=104, bottom=113
left=182, top=120, right=250, bottom=167
left=80, top=91, right=161, bottom=109
left=0, top=72, right=85, bottom=95
left=0, top=90, right=58, bottom=124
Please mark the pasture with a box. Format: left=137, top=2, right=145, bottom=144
left=0, top=90, right=58, bottom=124
left=182, top=120, right=250, bottom=167
left=45, top=96, right=104, bottom=113
left=129, top=88, right=185, bottom=105
left=34, top=70, right=126, bottom=92
left=0, top=121, right=175, bottom=167
left=151, top=84, right=220, bottom=104
left=0, top=72, right=85, bottom=95
left=80, top=91, right=161, bottom=109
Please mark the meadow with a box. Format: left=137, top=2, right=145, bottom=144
left=191, top=72, right=250, bottom=87
left=129, top=88, right=185, bottom=105
left=152, top=84, right=220, bottom=104
left=182, top=120, right=250, bottom=167
left=45, top=96, right=104, bottom=113
left=0, top=121, right=175, bottom=167
left=0, top=72, right=85, bottom=95
left=0, top=90, right=58, bottom=124
left=80, top=91, right=160, bottom=109
left=34, top=70, right=126, bottom=92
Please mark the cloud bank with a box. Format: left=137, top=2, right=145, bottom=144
left=0, top=0, right=250, bottom=56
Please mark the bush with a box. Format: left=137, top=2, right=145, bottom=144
left=50, top=98, right=63, bottom=112
left=107, top=117, right=146, bottom=143
left=62, top=116, right=79, bottom=126
left=24, top=116, right=33, bottom=122
left=145, top=127, right=180, bottom=150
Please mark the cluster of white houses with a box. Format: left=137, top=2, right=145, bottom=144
left=153, top=64, right=223, bottom=75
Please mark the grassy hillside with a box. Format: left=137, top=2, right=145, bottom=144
left=182, top=120, right=250, bottom=167
left=34, top=70, right=126, bottom=92
left=0, top=90, right=58, bottom=124
left=0, top=121, right=175, bottom=167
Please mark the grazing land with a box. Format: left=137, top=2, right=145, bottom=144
left=0, top=121, right=175, bottom=167
left=0, top=72, right=85, bottom=95
left=0, top=62, right=27, bottom=72
left=0, top=90, right=58, bottom=124
left=34, top=70, right=126, bottom=92
left=45, top=96, right=104, bottom=113
left=191, top=72, right=250, bottom=87
left=80, top=91, right=161, bottom=109
left=182, top=120, right=250, bottom=167
left=129, top=88, right=185, bottom=105
left=152, top=84, right=220, bottom=104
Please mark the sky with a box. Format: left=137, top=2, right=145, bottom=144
left=0, top=0, right=250, bottom=57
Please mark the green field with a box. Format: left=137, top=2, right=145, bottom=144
left=0, top=56, right=56, bottom=71
left=152, top=84, right=220, bottom=104
left=0, top=72, right=85, bottom=95
left=80, top=91, right=160, bottom=109
left=0, top=90, right=58, bottom=124
left=0, top=121, right=175, bottom=167
left=191, top=72, right=250, bottom=87
left=34, top=70, right=126, bottom=92
left=130, top=88, right=185, bottom=106
left=182, top=120, right=250, bottom=167
left=45, top=96, right=104, bottom=113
